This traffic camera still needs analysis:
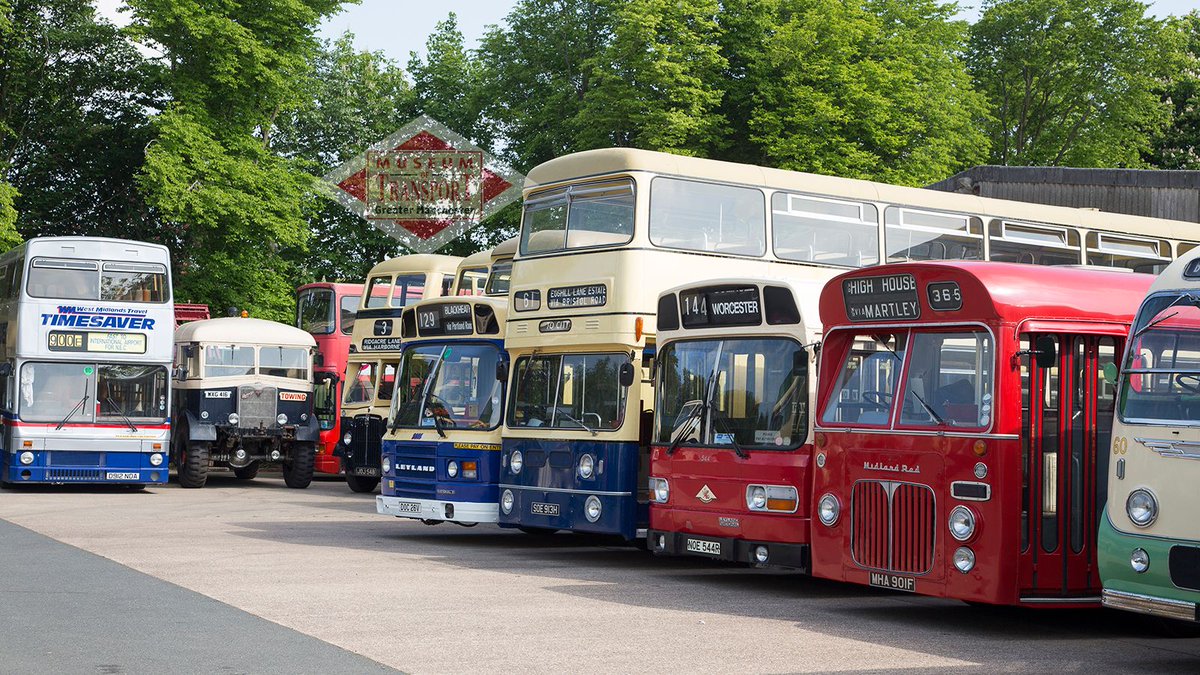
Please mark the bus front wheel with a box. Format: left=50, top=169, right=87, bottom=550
left=233, top=461, right=260, bottom=480
left=282, top=442, right=314, bottom=489
left=178, top=442, right=210, bottom=489
left=345, top=473, right=379, bottom=493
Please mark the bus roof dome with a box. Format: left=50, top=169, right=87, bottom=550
left=174, top=317, right=317, bottom=347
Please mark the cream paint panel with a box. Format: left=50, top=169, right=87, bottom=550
left=1108, top=418, right=1200, bottom=542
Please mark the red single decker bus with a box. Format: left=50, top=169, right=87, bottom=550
left=811, top=262, right=1152, bottom=607
left=296, top=282, right=364, bottom=474
left=648, top=277, right=832, bottom=568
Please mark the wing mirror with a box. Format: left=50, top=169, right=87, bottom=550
left=619, top=361, right=635, bottom=388
left=0, top=362, right=12, bottom=378
left=1034, top=335, right=1057, bottom=369
left=496, top=360, right=509, bottom=382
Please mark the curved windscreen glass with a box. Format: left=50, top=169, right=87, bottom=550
left=1121, top=294, right=1200, bottom=423
left=19, top=362, right=168, bottom=423
left=297, top=288, right=334, bottom=335
left=655, top=338, right=808, bottom=449
left=393, top=344, right=503, bottom=430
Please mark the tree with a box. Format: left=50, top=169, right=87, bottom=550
left=574, top=0, right=727, bottom=155
left=273, top=33, right=419, bottom=282
left=0, top=0, right=152, bottom=248
left=969, top=0, right=1172, bottom=167
left=1148, top=11, right=1200, bottom=169
left=749, top=0, right=989, bottom=185
left=127, top=0, right=342, bottom=319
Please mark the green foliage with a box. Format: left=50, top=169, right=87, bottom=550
left=127, top=0, right=342, bottom=320
left=749, top=0, right=989, bottom=185
left=969, top=0, right=1173, bottom=167
left=1149, top=12, right=1200, bottom=169
left=575, top=0, right=727, bottom=155
left=0, top=0, right=153, bottom=243
left=0, top=180, right=18, bottom=249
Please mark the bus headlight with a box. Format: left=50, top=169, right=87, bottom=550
left=19, top=451, right=34, bottom=465
left=578, top=453, right=595, bottom=479
left=228, top=413, right=239, bottom=425
left=510, top=450, right=523, bottom=474
left=343, top=432, right=352, bottom=446
left=447, top=460, right=459, bottom=478
left=817, top=493, right=840, bottom=526
left=585, top=495, right=602, bottom=522
left=1131, top=548, right=1150, bottom=573
left=381, top=457, right=392, bottom=474
left=746, top=485, right=797, bottom=512
left=953, top=546, right=975, bottom=573
left=649, top=477, right=669, bottom=504
left=150, top=453, right=164, bottom=467
left=501, top=489, right=514, bottom=514
left=747, top=485, right=767, bottom=510
left=948, top=506, right=977, bottom=541
left=276, top=413, right=288, bottom=425
left=1126, top=489, right=1158, bottom=527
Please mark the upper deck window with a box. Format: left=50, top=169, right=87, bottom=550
left=772, top=193, right=879, bottom=267
left=485, top=260, right=512, bottom=296
left=393, top=273, right=429, bottom=307
left=1086, top=232, right=1170, bottom=274
left=340, top=295, right=359, bottom=335
left=988, top=220, right=1082, bottom=266
left=27, top=258, right=168, bottom=303
left=344, top=362, right=378, bottom=405
left=297, top=288, right=335, bottom=335
left=364, top=276, right=392, bottom=309
left=650, top=177, right=765, bottom=256
left=885, top=207, right=983, bottom=262
left=456, top=267, right=488, bottom=296
left=521, top=179, right=635, bottom=255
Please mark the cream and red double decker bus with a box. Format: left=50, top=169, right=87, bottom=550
left=811, top=262, right=1151, bottom=606
left=336, top=254, right=462, bottom=492
left=499, top=147, right=1197, bottom=542
left=1101, top=247, right=1200, bottom=626
left=647, top=277, right=830, bottom=566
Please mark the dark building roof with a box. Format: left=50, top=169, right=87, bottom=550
left=927, top=166, right=1200, bottom=223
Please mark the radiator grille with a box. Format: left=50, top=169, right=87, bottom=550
left=851, top=480, right=936, bottom=575
left=347, top=414, right=385, bottom=468
left=238, top=386, right=277, bottom=428
left=46, top=468, right=104, bottom=481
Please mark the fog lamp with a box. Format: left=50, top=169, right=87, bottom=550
left=953, top=546, right=976, bottom=573
left=585, top=495, right=602, bottom=522
left=270, top=450, right=281, bottom=461
left=276, top=413, right=288, bottom=425
left=228, top=412, right=239, bottom=425
left=754, top=546, right=769, bottom=564
left=1131, top=548, right=1150, bottom=574
left=501, top=489, right=514, bottom=514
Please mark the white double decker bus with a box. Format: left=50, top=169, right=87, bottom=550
left=1, top=237, right=174, bottom=485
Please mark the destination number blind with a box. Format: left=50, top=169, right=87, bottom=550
left=842, top=274, right=920, bottom=322
left=48, top=330, right=146, bottom=354
left=680, top=286, right=762, bottom=328
left=416, top=302, right=474, bottom=336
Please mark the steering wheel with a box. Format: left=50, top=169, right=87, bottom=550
left=861, top=391, right=893, bottom=408
left=425, top=394, right=458, bottom=427
left=1176, top=374, right=1200, bottom=393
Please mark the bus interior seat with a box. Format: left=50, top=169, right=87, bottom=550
left=526, top=230, right=567, bottom=251
left=567, top=229, right=629, bottom=248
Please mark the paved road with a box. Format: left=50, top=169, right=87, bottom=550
left=1, top=473, right=1198, bottom=673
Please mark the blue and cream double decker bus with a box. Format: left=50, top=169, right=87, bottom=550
left=377, top=296, right=507, bottom=524
left=1, top=237, right=174, bottom=485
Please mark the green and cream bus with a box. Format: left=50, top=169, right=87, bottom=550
left=1102, top=247, right=1200, bottom=626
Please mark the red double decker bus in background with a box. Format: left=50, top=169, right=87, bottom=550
left=811, top=262, right=1151, bottom=606
left=296, top=282, right=364, bottom=475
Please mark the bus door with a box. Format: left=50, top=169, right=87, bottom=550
left=1020, top=334, right=1119, bottom=598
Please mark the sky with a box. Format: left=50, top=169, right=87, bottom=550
left=94, top=1, right=1200, bottom=65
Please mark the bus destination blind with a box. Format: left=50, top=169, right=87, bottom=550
left=416, top=303, right=474, bottom=337
left=48, top=330, right=147, bottom=354
left=547, top=284, right=607, bottom=309
left=842, top=274, right=920, bottom=322
left=680, top=286, right=761, bottom=328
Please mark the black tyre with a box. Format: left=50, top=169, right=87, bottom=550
left=282, top=442, right=314, bottom=489
left=178, top=442, right=210, bottom=488
left=518, top=526, right=558, bottom=536
left=345, top=472, right=379, bottom=493
left=233, top=461, right=260, bottom=480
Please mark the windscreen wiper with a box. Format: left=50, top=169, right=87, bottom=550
left=106, top=396, right=138, bottom=433
left=557, top=410, right=597, bottom=436
left=418, top=346, right=450, bottom=439
left=55, top=382, right=90, bottom=431
left=709, top=407, right=750, bottom=459
left=1133, top=293, right=1200, bottom=339
left=665, top=402, right=704, bottom=456
left=872, top=334, right=946, bottom=427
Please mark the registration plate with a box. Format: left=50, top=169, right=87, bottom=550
left=869, top=572, right=916, bottom=592
left=106, top=472, right=139, bottom=480
left=530, top=502, right=559, bottom=516
left=353, top=467, right=379, bottom=476
left=392, top=501, right=422, bottom=514
left=685, top=538, right=721, bottom=556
